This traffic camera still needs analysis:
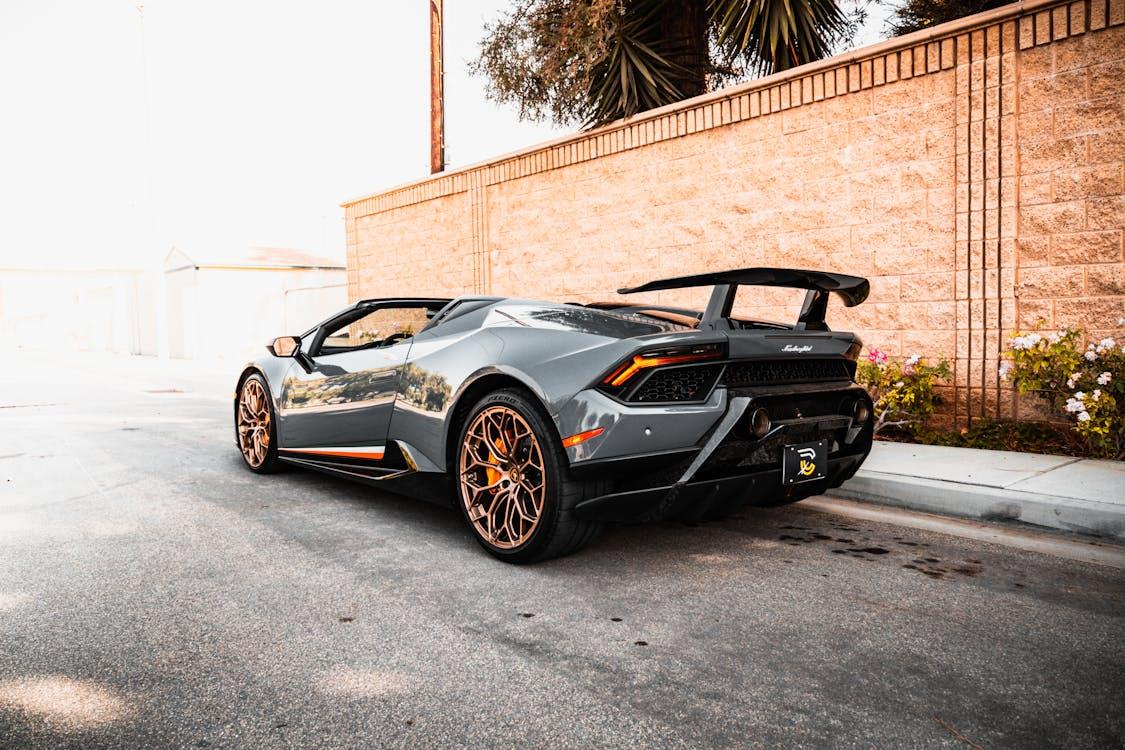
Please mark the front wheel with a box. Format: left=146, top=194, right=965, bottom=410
left=236, top=373, right=281, bottom=474
left=455, top=389, right=603, bottom=563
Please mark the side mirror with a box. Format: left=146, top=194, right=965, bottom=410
left=268, top=335, right=301, bottom=357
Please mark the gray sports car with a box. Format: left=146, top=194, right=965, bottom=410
left=234, top=267, right=874, bottom=563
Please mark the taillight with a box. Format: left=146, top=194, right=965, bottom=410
left=598, top=343, right=725, bottom=400
left=602, top=343, right=725, bottom=387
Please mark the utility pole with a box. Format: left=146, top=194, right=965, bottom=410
left=429, top=0, right=445, bottom=173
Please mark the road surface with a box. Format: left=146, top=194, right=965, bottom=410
left=1, top=353, right=1122, bottom=748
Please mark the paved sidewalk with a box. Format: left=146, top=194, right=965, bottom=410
left=831, top=442, right=1125, bottom=541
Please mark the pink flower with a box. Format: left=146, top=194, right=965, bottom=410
left=867, top=348, right=888, bottom=365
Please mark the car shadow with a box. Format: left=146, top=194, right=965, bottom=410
left=246, top=457, right=819, bottom=575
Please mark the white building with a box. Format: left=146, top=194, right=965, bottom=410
left=0, top=268, right=158, bottom=355
left=0, top=247, right=347, bottom=361
left=164, top=246, right=346, bottom=360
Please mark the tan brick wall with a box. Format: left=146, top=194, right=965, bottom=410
left=345, top=0, right=1125, bottom=426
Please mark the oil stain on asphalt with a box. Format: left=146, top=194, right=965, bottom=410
left=773, top=520, right=1001, bottom=583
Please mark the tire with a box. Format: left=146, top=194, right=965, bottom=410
left=454, top=388, right=604, bottom=564
left=235, top=373, right=282, bottom=474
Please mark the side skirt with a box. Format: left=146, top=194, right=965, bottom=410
left=278, top=454, right=401, bottom=481
left=277, top=442, right=453, bottom=508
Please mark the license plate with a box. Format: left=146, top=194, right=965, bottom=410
left=782, top=440, right=828, bottom=485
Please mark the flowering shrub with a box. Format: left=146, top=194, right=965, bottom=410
left=1002, top=325, right=1125, bottom=459
left=856, top=349, right=951, bottom=434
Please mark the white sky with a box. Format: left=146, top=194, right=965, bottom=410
left=0, top=1, right=890, bottom=271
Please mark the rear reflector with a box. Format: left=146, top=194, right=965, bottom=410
left=561, top=427, right=605, bottom=449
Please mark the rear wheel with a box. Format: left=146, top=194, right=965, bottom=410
left=455, top=389, right=603, bottom=563
left=236, top=374, right=281, bottom=474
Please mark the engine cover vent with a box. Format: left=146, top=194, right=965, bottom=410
left=722, top=359, right=854, bottom=388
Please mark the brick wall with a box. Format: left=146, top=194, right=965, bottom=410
left=345, top=0, right=1124, bottom=426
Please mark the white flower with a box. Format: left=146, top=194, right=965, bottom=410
left=1078, top=411, right=1091, bottom=422
left=1086, top=350, right=1098, bottom=362
left=1065, top=398, right=1083, bottom=413
left=1098, top=337, right=1115, bottom=350
left=1066, top=372, right=1080, bottom=388
left=1047, top=332, right=1061, bottom=344
left=1117, top=317, right=1125, bottom=326
left=999, top=361, right=1012, bottom=379
left=1097, top=371, right=1112, bottom=385
left=1074, top=391, right=1086, bottom=400
left=1092, top=389, right=1102, bottom=401
left=906, top=353, right=921, bottom=366
left=894, top=381, right=905, bottom=388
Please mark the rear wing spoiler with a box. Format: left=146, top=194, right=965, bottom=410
left=618, top=267, right=869, bottom=331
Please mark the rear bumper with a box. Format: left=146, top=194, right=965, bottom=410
left=574, top=453, right=866, bottom=521
left=570, top=388, right=873, bottom=521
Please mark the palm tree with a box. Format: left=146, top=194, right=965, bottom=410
left=474, top=0, right=852, bottom=128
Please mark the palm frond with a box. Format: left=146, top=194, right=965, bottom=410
left=472, top=0, right=853, bottom=129
left=709, top=0, right=849, bottom=75
left=584, top=0, right=692, bottom=127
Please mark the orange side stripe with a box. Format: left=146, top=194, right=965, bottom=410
left=283, top=446, right=385, bottom=461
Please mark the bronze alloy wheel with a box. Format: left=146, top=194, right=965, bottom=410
left=459, top=405, right=546, bottom=550
left=237, top=377, right=271, bottom=468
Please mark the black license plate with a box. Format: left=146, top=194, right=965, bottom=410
left=782, top=440, right=828, bottom=485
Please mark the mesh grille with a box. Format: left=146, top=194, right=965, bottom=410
left=630, top=365, right=723, bottom=403
left=722, top=359, right=853, bottom=387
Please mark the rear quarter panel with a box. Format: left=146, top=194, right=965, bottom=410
left=389, top=323, right=639, bottom=472
left=393, top=302, right=739, bottom=472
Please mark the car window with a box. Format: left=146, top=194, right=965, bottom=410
left=319, top=305, right=437, bottom=354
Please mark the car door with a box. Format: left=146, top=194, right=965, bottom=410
left=277, top=300, right=446, bottom=459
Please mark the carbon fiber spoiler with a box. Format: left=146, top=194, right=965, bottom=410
left=617, top=267, right=869, bottom=331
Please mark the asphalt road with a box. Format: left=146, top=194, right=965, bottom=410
left=1, top=353, right=1122, bottom=749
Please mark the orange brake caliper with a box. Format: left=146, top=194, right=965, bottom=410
left=485, top=436, right=505, bottom=489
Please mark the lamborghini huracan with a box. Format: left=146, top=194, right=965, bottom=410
left=234, top=267, right=874, bottom=563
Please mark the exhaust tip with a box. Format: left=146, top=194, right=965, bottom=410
left=852, top=399, right=871, bottom=425
left=750, top=407, right=771, bottom=439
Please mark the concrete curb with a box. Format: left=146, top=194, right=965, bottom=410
left=803, top=496, right=1125, bottom=570
left=829, top=473, right=1125, bottom=541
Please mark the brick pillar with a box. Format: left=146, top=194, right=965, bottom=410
left=469, top=171, right=490, bottom=295
left=956, top=19, right=1020, bottom=427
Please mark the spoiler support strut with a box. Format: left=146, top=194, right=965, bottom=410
left=619, top=267, right=869, bottom=330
